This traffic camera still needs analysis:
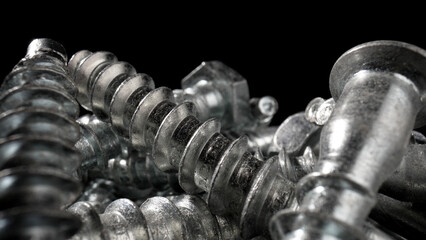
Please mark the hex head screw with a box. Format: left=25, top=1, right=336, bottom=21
left=270, top=40, right=426, bottom=239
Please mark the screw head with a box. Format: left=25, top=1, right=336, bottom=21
left=330, top=40, right=426, bottom=128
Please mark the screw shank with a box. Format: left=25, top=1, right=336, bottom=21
left=318, top=71, right=420, bottom=193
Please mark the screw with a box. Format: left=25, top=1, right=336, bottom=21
left=272, top=110, right=426, bottom=237
left=68, top=194, right=240, bottom=239
left=75, top=114, right=183, bottom=196
left=76, top=179, right=117, bottom=214
left=275, top=110, right=426, bottom=204
left=270, top=40, right=426, bottom=239
left=272, top=121, right=425, bottom=239
left=0, top=39, right=82, bottom=239
left=74, top=114, right=122, bottom=179
left=69, top=53, right=295, bottom=238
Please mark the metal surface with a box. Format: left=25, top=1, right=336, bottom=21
left=68, top=54, right=295, bottom=238
left=68, top=194, right=241, bottom=240
left=174, top=61, right=278, bottom=133
left=270, top=197, right=408, bottom=240
left=305, top=97, right=335, bottom=126
left=271, top=40, right=426, bottom=240
left=275, top=110, right=426, bottom=204
left=1, top=38, right=423, bottom=239
left=0, top=38, right=82, bottom=239
left=75, top=114, right=183, bottom=196
left=272, top=112, right=425, bottom=239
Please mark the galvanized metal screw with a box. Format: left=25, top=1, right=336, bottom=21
left=275, top=110, right=426, bottom=206
left=69, top=53, right=294, bottom=238
left=0, top=38, right=82, bottom=239
left=273, top=113, right=426, bottom=239
left=74, top=114, right=183, bottom=196
left=270, top=40, right=426, bottom=240
left=68, top=194, right=240, bottom=240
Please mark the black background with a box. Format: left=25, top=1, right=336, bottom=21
left=1, top=7, right=426, bottom=133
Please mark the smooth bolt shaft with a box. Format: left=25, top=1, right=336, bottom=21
left=75, top=114, right=183, bottom=195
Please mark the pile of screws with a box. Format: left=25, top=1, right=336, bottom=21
left=0, top=38, right=425, bottom=240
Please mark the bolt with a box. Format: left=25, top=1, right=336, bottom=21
left=270, top=40, right=426, bottom=239
left=0, top=39, right=82, bottom=239
left=174, top=61, right=278, bottom=133
left=69, top=52, right=295, bottom=238
left=67, top=194, right=240, bottom=239
left=270, top=195, right=408, bottom=240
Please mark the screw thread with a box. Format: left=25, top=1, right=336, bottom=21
left=0, top=38, right=82, bottom=239
left=68, top=194, right=240, bottom=240
left=75, top=114, right=183, bottom=196
left=69, top=52, right=294, bottom=238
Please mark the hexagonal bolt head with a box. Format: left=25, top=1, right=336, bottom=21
left=180, top=61, right=251, bottom=130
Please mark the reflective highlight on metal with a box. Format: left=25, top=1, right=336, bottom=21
left=67, top=194, right=240, bottom=240
left=0, top=39, right=82, bottom=239
left=270, top=40, right=426, bottom=240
